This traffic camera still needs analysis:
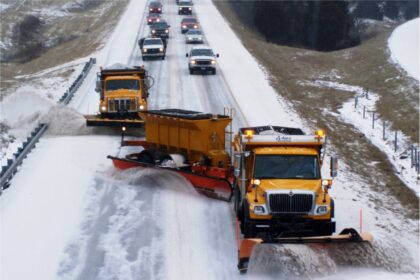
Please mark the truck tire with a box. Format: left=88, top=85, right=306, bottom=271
left=189, top=69, right=194, bottom=75
left=142, top=56, right=146, bottom=61
left=161, top=56, right=165, bottom=60
left=242, top=200, right=257, bottom=238
left=212, top=69, right=216, bottom=75
left=233, top=183, right=242, bottom=218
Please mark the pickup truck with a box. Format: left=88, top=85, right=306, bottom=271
left=186, top=46, right=219, bottom=75
left=139, top=37, right=167, bottom=60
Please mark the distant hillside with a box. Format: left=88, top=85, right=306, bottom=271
left=226, top=0, right=419, bottom=51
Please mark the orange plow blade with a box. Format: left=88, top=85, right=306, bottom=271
left=238, top=228, right=373, bottom=273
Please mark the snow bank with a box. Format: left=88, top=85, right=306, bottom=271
left=388, top=18, right=419, bottom=81
left=0, top=88, right=53, bottom=138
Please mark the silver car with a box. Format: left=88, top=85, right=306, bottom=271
left=185, top=30, right=203, bottom=44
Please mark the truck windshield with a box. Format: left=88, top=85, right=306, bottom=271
left=191, top=49, right=213, bottom=56
left=106, top=80, right=140, bottom=91
left=254, top=155, right=320, bottom=179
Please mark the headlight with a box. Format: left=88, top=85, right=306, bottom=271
left=156, top=18, right=160, bottom=22
left=165, top=29, right=169, bottom=33
left=193, top=25, right=198, bottom=28
left=315, top=205, right=329, bottom=215
left=149, top=8, right=153, bottom=11
left=148, top=19, right=152, bottom=22
left=182, top=25, right=187, bottom=28
left=101, top=106, right=107, bottom=111
left=188, top=37, right=193, bottom=40
left=159, top=47, right=164, bottom=52
left=211, top=60, right=216, bottom=65
left=190, top=60, right=196, bottom=64
left=158, top=8, right=161, bottom=11
left=152, top=30, right=156, bottom=33
left=139, top=105, right=145, bottom=110
left=252, top=204, right=268, bottom=215
left=189, top=7, right=192, bottom=10
left=179, top=7, right=182, bottom=10
left=143, top=48, right=147, bottom=52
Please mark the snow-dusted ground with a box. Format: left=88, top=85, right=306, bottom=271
left=1, top=0, right=419, bottom=280
left=300, top=79, right=419, bottom=195
left=388, top=18, right=419, bottom=81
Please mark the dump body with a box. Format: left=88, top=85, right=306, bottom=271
left=85, top=66, right=150, bottom=127
left=141, top=109, right=231, bottom=168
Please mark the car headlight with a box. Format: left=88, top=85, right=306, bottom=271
left=179, top=7, right=182, bottom=10
left=165, top=29, right=169, bottom=33
left=139, top=105, right=145, bottom=110
left=211, top=60, right=216, bottom=65
left=159, top=47, right=164, bottom=52
left=193, top=25, right=198, bottom=28
left=315, top=205, right=329, bottom=215
left=158, top=8, right=161, bottom=11
left=188, top=37, right=193, bottom=40
left=189, top=7, right=192, bottom=10
left=101, top=106, right=107, bottom=111
left=156, top=19, right=160, bottom=22
left=143, top=48, right=147, bottom=52
left=182, top=25, right=187, bottom=28
left=148, top=19, right=152, bottom=22
left=190, top=60, right=196, bottom=64
left=252, top=204, right=268, bottom=215
left=149, top=8, right=153, bottom=11
left=152, top=30, right=156, bottom=33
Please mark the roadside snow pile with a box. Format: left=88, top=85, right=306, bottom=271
left=0, top=88, right=53, bottom=138
left=41, top=106, right=90, bottom=136
left=304, top=80, right=419, bottom=195
left=388, top=18, right=419, bottom=81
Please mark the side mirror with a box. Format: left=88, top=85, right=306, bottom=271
left=233, top=154, right=241, bottom=177
left=216, top=53, right=219, bottom=58
left=330, top=157, right=338, bottom=177
left=186, top=53, right=189, bottom=57
left=95, top=80, right=101, bottom=92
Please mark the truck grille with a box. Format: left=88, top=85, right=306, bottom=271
left=108, top=98, right=137, bottom=112
left=147, top=48, right=160, bottom=54
left=268, top=193, right=313, bottom=214
left=196, top=60, right=210, bottom=65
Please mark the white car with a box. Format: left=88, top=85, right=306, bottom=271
left=185, top=30, right=203, bottom=44
left=186, top=46, right=219, bottom=75
left=139, top=37, right=166, bottom=60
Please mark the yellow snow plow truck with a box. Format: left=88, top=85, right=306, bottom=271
left=85, top=65, right=153, bottom=127
left=232, top=126, right=372, bottom=271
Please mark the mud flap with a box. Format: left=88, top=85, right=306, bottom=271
left=108, top=156, right=233, bottom=201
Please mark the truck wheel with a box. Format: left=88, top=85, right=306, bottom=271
left=137, top=150, right=154, bottom=164
left=242, top=200, right=257, bottom=238
left=142, top=56, right=146, bottom=61
left=161, top=56, right=165, bottom=60
left=212, top=69, right=216, bottom=75
left=189, top=69, right=193, bottom=75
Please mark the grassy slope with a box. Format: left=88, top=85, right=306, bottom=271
left=213, top=1, right=419, bottom=219
left=0, top=0, right=129, bottom=97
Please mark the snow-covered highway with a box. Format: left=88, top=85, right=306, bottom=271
left=1, top=0, right=418, bottom=279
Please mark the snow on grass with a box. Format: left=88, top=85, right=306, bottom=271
left=303, top=79, right=419, bottom=195
left=388, top=18, right=419, bottom=81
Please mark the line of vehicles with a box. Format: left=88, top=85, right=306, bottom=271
left=84, top=0, right=373, bottom=273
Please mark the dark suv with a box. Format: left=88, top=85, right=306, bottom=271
left=150, top=20, right=170, bottom=38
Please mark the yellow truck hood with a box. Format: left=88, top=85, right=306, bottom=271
left=260, top=179, right=321, bottom=192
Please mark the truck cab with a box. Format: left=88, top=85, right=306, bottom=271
left=96, top=67, right=149, bottom=119
left=233, top=126, right=336, bottom=238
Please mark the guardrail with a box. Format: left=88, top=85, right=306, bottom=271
left=0, top=124, right=48, bottom=192
left=0, top=57, right=96, bottom=193
left=59, top=57, right=96, bottom=105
